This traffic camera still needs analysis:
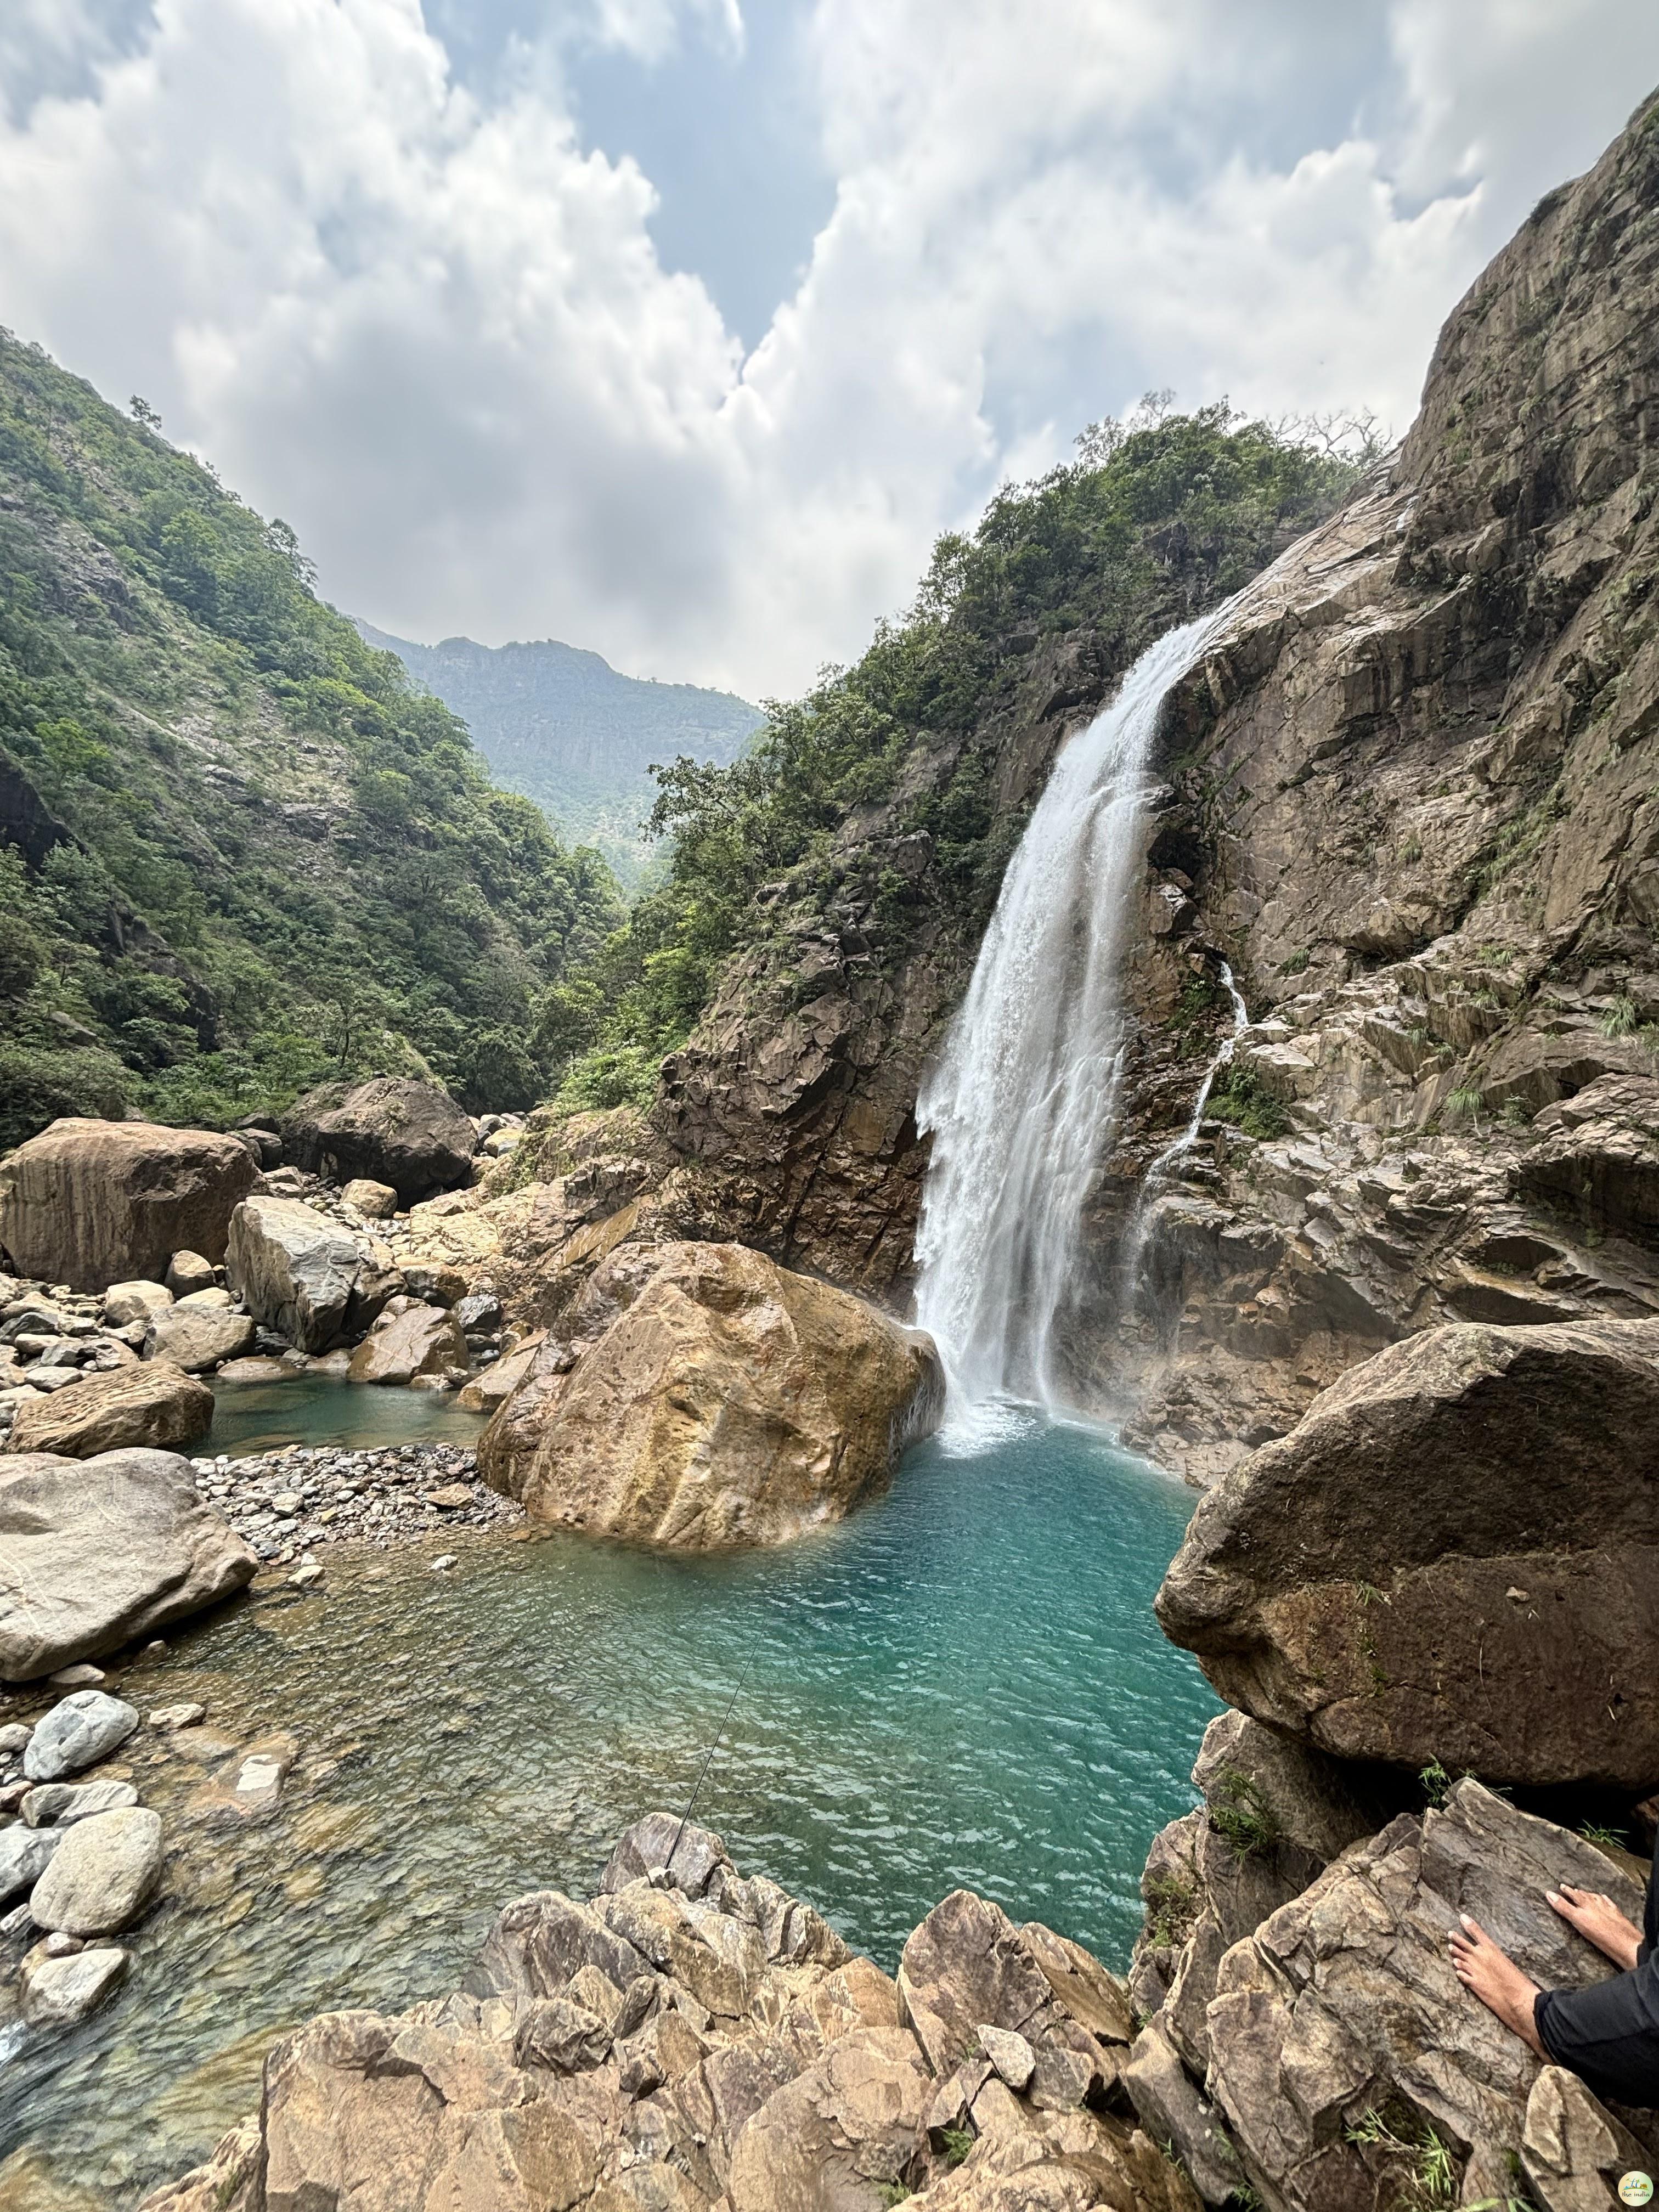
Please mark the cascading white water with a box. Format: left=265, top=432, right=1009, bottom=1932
left=1115, top=960, right=1249, bottom=1316
left=913, top=607, right=1228, bottom=1415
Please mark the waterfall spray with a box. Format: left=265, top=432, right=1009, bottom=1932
left=913, top=606, right=1232, bottom=1416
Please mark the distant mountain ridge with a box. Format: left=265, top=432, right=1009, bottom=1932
left=356, top=623, right=764, bottom=884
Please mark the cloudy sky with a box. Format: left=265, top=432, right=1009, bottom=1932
left=1, top=1, right=1656, bottom=699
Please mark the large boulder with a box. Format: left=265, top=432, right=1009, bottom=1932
left=0, top=1447, right=253, bottom=1678
left=280, top=1077, right=476, bottom=1205
left=1156, top=1317, right=1659, bottom=1788
left=143, top=1303, right=255, bottom=1372
left=3, top=1360, right=213, bottom=1458
left=0, top=1118, right=258, bottom=1292
left=226, top=1197, right=392, bottom=1353
left=346, top=1302, right=467, bottom=1386
left=1204, top=1780, right=1647, bottom=2211
left=478, top=1240, right=944, bottom=1549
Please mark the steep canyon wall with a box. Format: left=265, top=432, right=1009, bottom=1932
left=496, top=95, right=1659, bottom=1487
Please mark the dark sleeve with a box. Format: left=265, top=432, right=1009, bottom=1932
left=1534, top=1957, right=1659, bottom=2110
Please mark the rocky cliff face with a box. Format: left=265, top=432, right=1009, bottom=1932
left=592, top=92, right=1659, bottom=1486
left=1089, top=89, right=1659, bottom=1476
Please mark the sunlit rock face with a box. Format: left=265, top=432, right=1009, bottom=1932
left=478, top=1239, right=943, bottom=1550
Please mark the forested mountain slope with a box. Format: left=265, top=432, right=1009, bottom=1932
left=0, top=333, right=622, bottom=1150
left=358, top=623, right=761, bottom=886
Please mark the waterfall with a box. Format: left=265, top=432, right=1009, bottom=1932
left=913, top=607, right=1228, bottom=1415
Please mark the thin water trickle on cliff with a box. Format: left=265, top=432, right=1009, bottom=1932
left=0, top=1419, right=1217, bottom=2204
left=913, top=608, right=1229, bottom=1414
left=1118, top=958, right=1250, bottom=1317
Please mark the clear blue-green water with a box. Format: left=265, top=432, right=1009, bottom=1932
left=0, top=1412, right=1217, bottom=2205
left=204, top=1375, right=485, bottom=1457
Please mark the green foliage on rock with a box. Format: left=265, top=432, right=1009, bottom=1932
left=1205, top=1063, right=1294, bottom=1142
left=0, top=330, right=624, bottom=1150
left=550, top=400, right=1364, bottom=1096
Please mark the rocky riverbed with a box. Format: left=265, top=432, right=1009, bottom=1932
left=191, top=1442, right=522, bottom=1568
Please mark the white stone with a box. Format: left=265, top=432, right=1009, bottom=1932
left=0, top=1824, right=60, bottom=1904
left=22, top=1779, right=139, bottom=1829
left=20, top=1943, right=128, bottom=2026
left=103, top=1281, right=173, bottom=1327
left=977, top=2023, right=1036, bottom=2092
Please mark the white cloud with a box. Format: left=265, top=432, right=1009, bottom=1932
left=0, top=0, right=1655, bottom=697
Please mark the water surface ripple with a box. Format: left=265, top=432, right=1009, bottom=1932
left=0, top=1414, right=1217, bottom=2203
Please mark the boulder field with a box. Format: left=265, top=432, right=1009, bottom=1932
left=142, top=1813, right=1198, bottom=2212
left=478, top=1239, right=945, bottom=1550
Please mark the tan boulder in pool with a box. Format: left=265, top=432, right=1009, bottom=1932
left=478, top=1240, right=943, bottom=1550
left=4, top=1361, right=213, bottom=1458
left=346, top=1302, right=467, bottom=1385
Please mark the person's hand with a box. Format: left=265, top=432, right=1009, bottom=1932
left=1547, top=1885, right=1643, bottom=1973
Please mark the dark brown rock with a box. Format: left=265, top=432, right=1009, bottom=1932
left=281, top=1078, right=476, bottom=1204
left=1156, top=1316, right=1659, bottom=1787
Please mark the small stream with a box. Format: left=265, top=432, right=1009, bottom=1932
left=0, top=1409, right=1216, bottom=2207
